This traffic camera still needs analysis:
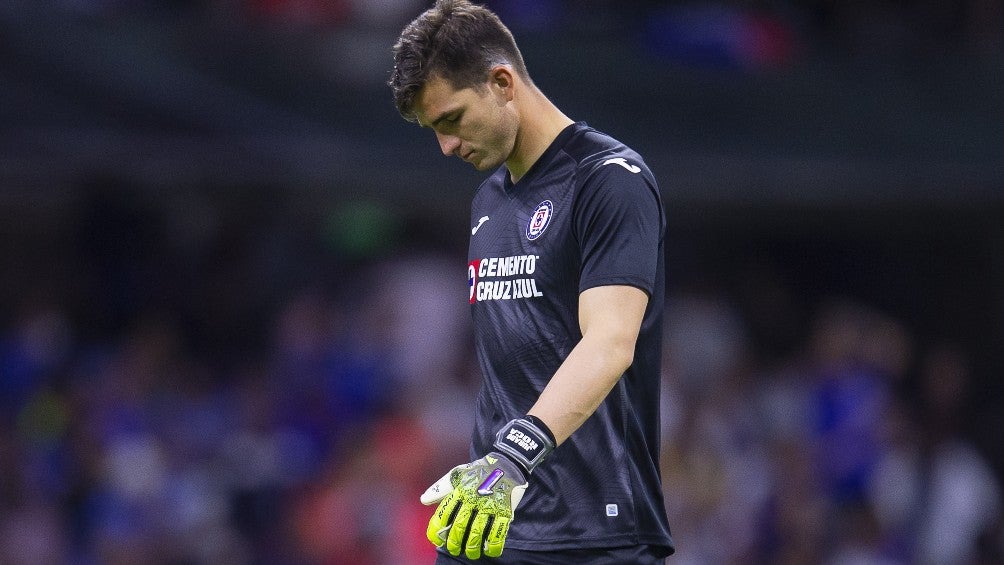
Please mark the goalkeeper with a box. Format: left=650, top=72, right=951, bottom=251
left=389, top=1, right=675, bottom=563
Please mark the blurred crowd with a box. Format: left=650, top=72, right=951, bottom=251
left=661, top=294, right=1002, bottom=564
left=0, top=180, right=1002, bottom=565
left=36, top=0, right=1004, bottom=69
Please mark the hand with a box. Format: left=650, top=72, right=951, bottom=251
left=420, top=417, right=556, bottom=559
left=420, top=451, right=527, bottom=559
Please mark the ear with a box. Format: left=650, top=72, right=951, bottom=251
left=488, top=65, right=515, bottom=101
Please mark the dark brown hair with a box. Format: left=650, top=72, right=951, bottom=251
left=389, top=0, right=529, bottom=121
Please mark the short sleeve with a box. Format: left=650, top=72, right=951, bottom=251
left=573, top=162, right=664, bottom=295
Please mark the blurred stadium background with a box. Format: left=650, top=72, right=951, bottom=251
left=2, top=1, right=1004, bottom=563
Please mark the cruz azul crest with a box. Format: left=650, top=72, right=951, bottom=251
left=526, top=200, right=553, bottom=241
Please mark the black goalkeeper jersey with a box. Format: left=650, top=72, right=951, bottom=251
left=466, top=122, right=674, bottom=554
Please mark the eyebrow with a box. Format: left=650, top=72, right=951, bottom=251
left=423, top=108, right=461, bottom=129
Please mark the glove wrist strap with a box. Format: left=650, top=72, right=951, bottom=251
left=493, top=417, right=556, bottom=474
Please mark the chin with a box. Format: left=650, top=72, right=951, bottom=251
left=472, top=156, right=503, bottom=171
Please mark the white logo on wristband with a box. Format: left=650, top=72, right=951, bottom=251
left=506, top=428, right=539, bottom=453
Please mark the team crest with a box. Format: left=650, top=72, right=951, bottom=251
left=526, top=200, right=553, bottom=241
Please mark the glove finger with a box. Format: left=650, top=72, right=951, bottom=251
left=446, top=500, right=475, bottom=556
left=464, top=509, right=491, bottom=560
left=510, top=483, right=528, bottom=512
left=426, top=490, right=460, bottom=546
left=484, top=515, right=511, bottom=558
left=420, top=470, right=456, bottom=505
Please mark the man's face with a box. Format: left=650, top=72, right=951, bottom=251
left=413, top=73, right=517, bottom=172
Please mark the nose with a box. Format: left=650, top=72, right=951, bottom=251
left=435, top=132, right=461, bottom=157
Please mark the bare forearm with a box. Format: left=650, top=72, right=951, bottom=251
left=526, top=285, right=647, bottom=446
left=527, top=332, right=634, bottom=445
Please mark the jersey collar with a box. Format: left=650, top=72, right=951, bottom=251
left=503, top=121, right=585, bottom=192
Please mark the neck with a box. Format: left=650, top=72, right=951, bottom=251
left=506, top=88, right=574, bottom=184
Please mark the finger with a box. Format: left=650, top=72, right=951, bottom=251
left=446, top=500, right=475, bottom=556
left=464, top=510, right=491, bottom=560
left=420, top=471, right=456, bottom=505
left=426, top=491, right=460, bottom=546
left=484, top=515, right=510, bottom=558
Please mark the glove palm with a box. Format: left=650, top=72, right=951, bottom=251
left=420, top=452, right=527, bottom=559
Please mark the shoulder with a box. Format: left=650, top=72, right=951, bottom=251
left=558, top=125, right=659, bottom=211
left=562, top=125, right=664, bottom=237
left=561, top=123, right=651, bottom=178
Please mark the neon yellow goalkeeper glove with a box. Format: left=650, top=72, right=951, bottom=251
left=420, top=417, right=555, bottom=559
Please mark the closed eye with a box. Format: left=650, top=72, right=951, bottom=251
left=433, top=113, right=462, bottom=135
left=440, top=112, right=462, bottom=127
